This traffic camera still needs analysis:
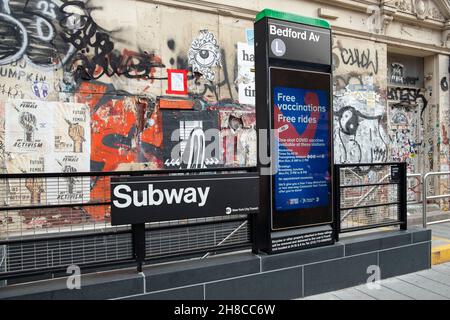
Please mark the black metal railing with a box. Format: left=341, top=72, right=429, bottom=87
left=333, top=162, right=407, bottom=241
left=0, top=167, right=256, bottom=281
left=0, top=162, right=410, bottom=281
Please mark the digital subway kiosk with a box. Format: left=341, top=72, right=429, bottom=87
left=254, top=9, right=334, bottom=254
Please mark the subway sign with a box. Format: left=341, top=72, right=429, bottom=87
left=254, top=9, right=334, bottom=254
left=267, top=19, right=331, bottom=65
left=110, top=173, right=259, bottom=225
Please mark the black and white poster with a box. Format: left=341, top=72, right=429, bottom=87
left=162, top=110, right=221, bottom=169
left=5, top=100, right=53, bottom=154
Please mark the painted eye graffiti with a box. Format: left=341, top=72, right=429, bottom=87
left=188, top=30, right=221, bottom=81
left=194, top=44, right=218, bottom=67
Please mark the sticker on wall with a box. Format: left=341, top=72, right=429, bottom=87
left=4, top=100, right=53, bottom=154
left=53, top=102, right=90, bottom=153
left=166, top=69, right=188, bottom=95
left=31, top=81, right=50, bottom=100
left=246, top=29, right=254, bottom=45
left=188, top=30, right=221, bottom=81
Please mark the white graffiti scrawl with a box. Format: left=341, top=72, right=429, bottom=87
left=188, top=30, right=221, bottom=81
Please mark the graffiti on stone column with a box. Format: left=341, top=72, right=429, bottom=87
left=387, top=85, right=428, bottom=172
left=333, top=36, right=388, bottom=164
left=334, top=100, right=388, bottom=163
left=336, top=41, right=379, bottom=75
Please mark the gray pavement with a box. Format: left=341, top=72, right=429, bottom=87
left=430, top=223, right=450, bottom=247
left=302, top=263, right=450, bottom=300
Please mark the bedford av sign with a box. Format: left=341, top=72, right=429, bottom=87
left=269, top=24, right=322, bottom=41
left=267, top=19, right=331, bottom=65
left=110, top=173, right=259, bottom=225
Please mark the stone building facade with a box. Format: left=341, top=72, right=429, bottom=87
left=1, top=0, right=450, bottom=226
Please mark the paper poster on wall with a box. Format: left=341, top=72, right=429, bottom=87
left=238, top=82, right=255, bottom=105
left=246, top=29, right=254, bottom=45
left=54, top=102, right=90, bottom=154
left=45, top=153, right=91, bottom=205
left=166, top=69, right=188, bottom=95
left=4, top=100, right=53, bottom=154
left=237, top=42, right=255, bottom=106
left=162, top=110, right=220, bottom=169
left=4, top=154, right=46, bottom=206
left=219, top=110, right=257, bottom=166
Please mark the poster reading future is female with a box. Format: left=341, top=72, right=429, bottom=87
left=53, top=102, right=90, bottom=154
left=4, top=100, right=53, bottom=154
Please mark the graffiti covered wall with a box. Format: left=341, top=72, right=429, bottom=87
left=0, top=0, right=257, bottom=176
left=0, top=0, right=258, bottom=229
left=332, top=35, right=389, bottom=164
left=0, top=0, right=449, bottom=229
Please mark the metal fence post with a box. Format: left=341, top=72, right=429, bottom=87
left=399, top=162, right=407, bottom=230
left=423, top=174, right=428, bottom=228
left=333, top=164, right=341, bottom=242
left=131, top=223, right=146, bottom=272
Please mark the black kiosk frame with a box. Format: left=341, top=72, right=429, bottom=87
left=253, top=9, right=335, bottom=254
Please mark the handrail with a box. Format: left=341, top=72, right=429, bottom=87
left=408, top=173, right=422, bottom=177
left=422, top=171, right=450, bottom=228
left=334, top=162, right=408, bottom=240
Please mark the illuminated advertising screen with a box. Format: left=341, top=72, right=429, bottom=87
left=271, top=67, right=332, bottom=230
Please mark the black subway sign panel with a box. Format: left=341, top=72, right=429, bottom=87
left=254, top=9, right=334, bottom=254
left=268, top=19, right=331, bottom=65
left=110, top=174, right=259, bottom=225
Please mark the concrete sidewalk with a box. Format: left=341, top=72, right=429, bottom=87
left=302, top=263, right=450, bottom=300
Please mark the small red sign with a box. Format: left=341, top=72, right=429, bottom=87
left=166, top=69, right=188, bottom=95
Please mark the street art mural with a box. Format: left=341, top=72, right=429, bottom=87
left=188, top=30, right=221, bottom=82
left=387, top=86, right=427, bottom=173
left=0, top=0, right=256, bottom=232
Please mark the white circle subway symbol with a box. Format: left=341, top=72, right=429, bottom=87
left=271, top=38, right=286, bottom=57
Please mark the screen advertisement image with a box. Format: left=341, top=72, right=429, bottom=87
left=270, top=67, right=332, bottom=230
